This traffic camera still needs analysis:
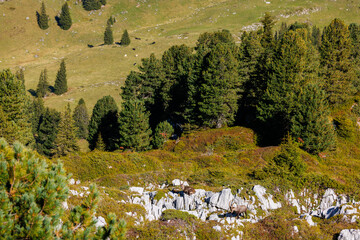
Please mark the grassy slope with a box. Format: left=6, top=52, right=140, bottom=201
left=1, top=0, right=360, bottom=112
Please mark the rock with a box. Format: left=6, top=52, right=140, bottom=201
left=302, top=214, right=316, bottom=226
left=213, top=225, right=222, bottom=232
left=293, top=225, right=299, bottom=233
left=129, top=187, right=144, bottom=195
left=76, top=180, right=81, bottom=185
left=338, top=229, right=360, bottom=240
left=151, top=205, right=162, bottom=220
left=285, top=190, right=301, bottom=214
left=198, top=209, right=209, bottom=221
left=322, top=206, right=341, bottom=219
left=62, top=201, right=68, bottom=210
left=209, top=193, right=220, bottom=207
left=253, top=185, right=281, bottom=210
left=216, top=188, right=234, bottom=210
left=319, top=189, right=337, bottom=213
left=175, top=195, right=184, bottom=210
left=95, top=216, right=106, bottom=228
left=208, top=214, right=221, bottom=221
left=69, top=178, right=75, bottom=185
left=172, top=179, right=181, bottom=186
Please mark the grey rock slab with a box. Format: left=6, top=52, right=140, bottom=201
left=338, top=229, right=360, bottom=240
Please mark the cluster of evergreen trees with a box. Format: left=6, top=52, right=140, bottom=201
left=83, top=0, right=106, bottom=11
left=103, top=15, right=130, bottom=47
left=36, top=60, right=68, bottom=97
left=36, top=1, right=72, bottom=30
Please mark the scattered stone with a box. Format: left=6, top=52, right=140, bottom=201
left=130, top=187, right=144, bottom=195
left=95, top=216, right=106, bottom=228
left=338, top=229, right=360, bottom=240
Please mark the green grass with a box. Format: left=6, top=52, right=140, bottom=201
left=1, top=0, right=360, bottom=112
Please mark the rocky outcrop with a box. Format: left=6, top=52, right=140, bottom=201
left=338, top=229, right=360, bottom=240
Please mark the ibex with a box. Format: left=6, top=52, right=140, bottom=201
left=229, top=202, right=248, bottom=218
left=180, top=184, right=195, bottom=195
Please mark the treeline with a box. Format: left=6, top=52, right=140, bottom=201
left=2, top=14, right=360, bottom=156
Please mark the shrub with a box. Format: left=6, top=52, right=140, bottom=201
left=160, top=210, right=197, bottom=224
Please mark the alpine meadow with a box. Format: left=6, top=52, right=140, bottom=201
left=2, top=0, right=360, bottom=239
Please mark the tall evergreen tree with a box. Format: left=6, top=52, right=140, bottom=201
left=54, top=60, right=68, bottom=95
left=349, top=23, right=360, bottom=92
left=0, top=106, right=21, bottom=144
left=260, top=12, right=276, bottom=48
left=73, top=98, right=89, bottom=139
left=152, top=121, right=174, bottom=149
left=58, top=2, right=72, bottom=30
left=256, top=29, right=319, bottom=143
left=36, top=69, right=50, bottom=98
left=83, top=0, right=101, bottom=11
left=52, top=104, right=79, bottom=156
left=320, top=18, right=355, bottom=105
left=0, top=69, right=33, bottom=146
left=118, top=99, right=152, bottom=151
left=88, top=95, right=119, bottom=151
left=120, top=29, right=130, bottom=46
left=290, top=84, right=335, bottom=154
left=104, top=23, right=113, bottom=45
left=30, top=97, right=45, bottom=136
left=198, top=43, right=240, bottom=128
left=311, top=25, right=321, bottom=47
left=35, top=108, right=61, bottom=157
left=36, top=1, right=49, bottom=30
left=15, top=68, right=25, bottom=86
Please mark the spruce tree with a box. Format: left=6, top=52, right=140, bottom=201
left=0, top=106, right=21, bottom=144
left=290, top=84, right=335, bottom=154
left=320, top=18, right=355, bottom=105
left=35, top=108, right=61, bottom=157
left=30, top=97, right=45, bottom=136
left=118, top=99, right=152, bottom=151
left=52, top=104, right=79, bottom=156
left=104, top=23, right=113, bottom=45
left=36, top=69, right=50, bottom=98
left=54, top=60, right=68, bottom=95
left=83, top=0, right=101, bottom=11
left=15, top=68, right=25, bottom=86
left=152, top=121, right=174, bottom=149
left=36, top=1, right=49, bottom=30
left=58, top=2, right=72, bottom=30
left=0, top=69, right=33, bottom=146
left=120, top=29, right=130, bottom=46
left=88, top=95, right=119, bottom=151
left=198, top=43, right=240, bottom=128
left=0, top=139, right=126, bottom=239
left=73, top=98, right=89, bottom=139
left=95, top=132, right=106, bottom=151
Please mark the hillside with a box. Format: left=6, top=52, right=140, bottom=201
left=1, top=0, right=360, bottom=111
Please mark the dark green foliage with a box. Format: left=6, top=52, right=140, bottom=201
left=107, top=16, right=116, bottom=25
left=36, top=69, right=49, bottom=98
left=35, top=108, right=61, bottom=157
left=195, top=29, right=235, bottom=57
left=290, top=84, right=335, bottom=154
left=311, top=25, right=321, bottom=47
left=52, top=104, right=79, bottom=156
left=30, top=97, right=45, bottom=135
left=320, top=18, right=355, bottom=105
left=88, top=95, right=119, bottom=151
left=118, top=99, right=152, bottom=151
left=36, top=2, right=49, bottom=30
left=83, top=0, right=101, bottom=11
left=58, top=2, right=72, bottom=30
left=104, top=23, right=113, bottom=45
left=256, top=28, right=319, bottom=143
left=152, top=121, right=174, bottom=149
left=73, top=98, right=89, bottom=139
left=100, top=0, right=106, bottom=5
left=0, top=106, right=21, bottom=144
left=260, top=12, right=276, bottom=48
left=263, top=137, right=307, bottom=180
left=0, top=69, right=33, bottom=146
left=15, top=68, right=25, bottom=86
left=334, top=115, right=356, bottom=140
left=54, top=60, right=68, bottom=95
left=198, top=43, right=240, bottom=128
left=349, top=23, right=360, bottom=92
left=120, top=29, right=130, bottom=46
left=95, top=132, right=106, bottom=151
left=0, top=140, right=126, bottom=238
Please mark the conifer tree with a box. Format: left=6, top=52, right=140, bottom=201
left=54, top=60, right=68, bottom=95
left=95, top=132, right=106, bottom=151
left=83, top=0, right=101, bottom=11
left=152, top=121, right=174, bottom=149
left=104, top=23, right=113, bottom=45
left=15, top=68, right=25, bottom=86
left=58, top=2, right=72, bottom=30
left=36, top=69, right=50, bottom=98
left=120, top=29, right=130, bottom=46
left=88, top=95, right=119, bottom=151
left=30, top=97, right=45, bottom=135
left=52, top=104, right=79, bottom=156
left=35, top=108, right=61, bottom=157
left=198, top=43, right=240, bottom=128
left=73, top=98, right=89, bottom=139
left=290, top=84, right=335, bottom=154
left=100, top=0, right=106, bottom=5
left=0, top=69, right=33, bottom=146
left=0, top=106, right=21, bottom=144
left=0, top=139, right=126, bottom=239
left=320, top=18, right=355, bottom=105
left=118, top=99, right=152, bottom=151
left=36, top=1, right=49, bottom=30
